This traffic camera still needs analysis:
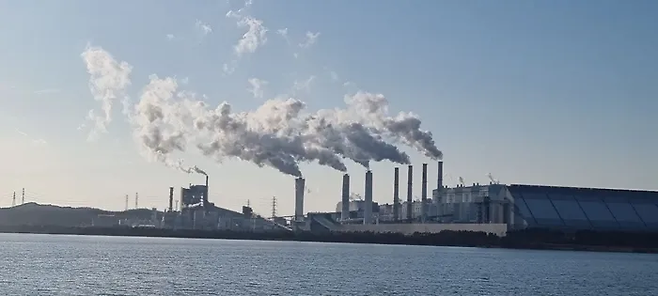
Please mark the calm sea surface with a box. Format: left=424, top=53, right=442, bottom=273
left=0, top=233, right=657, bottom=295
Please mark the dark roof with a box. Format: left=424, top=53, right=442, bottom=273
left=508, top=184, right=658, bottom=197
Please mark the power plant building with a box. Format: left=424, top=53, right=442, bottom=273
left=433, top=183, right=658, bottom=232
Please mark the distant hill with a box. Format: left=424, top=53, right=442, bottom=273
left=0, top=203, right=155, bottom=227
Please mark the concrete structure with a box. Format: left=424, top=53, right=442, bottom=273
left=364, top=170, right=373, bottom=224
left=393, top=167, right=400, bottom=221
left=341, top=174, right=350, bottom=221
left=180, top=185, right=207, bottom=209
left=436, top=160, right=443, bottom=202
left=168, top=187, right=174, bottom=212
left=406, top=165, right=413, bottom=221
left=399, top=199, right=440, bottom=222
left=295, top=177, right=306, bottom=222
left=433, top=183, right=658, bottom=232
left=421, top=163, right=428, bottom=223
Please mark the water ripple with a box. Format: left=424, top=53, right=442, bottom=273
left=0, top=233, right=656, bottom=295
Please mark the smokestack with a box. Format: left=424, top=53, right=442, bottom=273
left=407, top=165, right=413, bottom=221
left=364, top=170, right=373, bottom=224
left=341, top=174, right=350, bottom=221
left=437, top=161, right=443, bottom=191
left=204, top=175, right=209, bottom=208
left=180, top=187, right=187, bottom=209
left=393, top=167, right=400, bottom=221
left=422, top=163, right=428, bottom=223
left=294, top=177, right=306, bottom=222
left=168, top=187, right=174, bottom=212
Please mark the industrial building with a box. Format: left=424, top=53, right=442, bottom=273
left=291, top=160, right=658, bottom=236
left=160, top=175, right=292, bottom=232
left=433, top=183, right=658, bottom=232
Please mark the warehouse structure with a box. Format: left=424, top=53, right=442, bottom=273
left=433, top=183, right=658, bottom=232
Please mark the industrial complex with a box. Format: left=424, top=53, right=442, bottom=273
left=84, top=160, right=658, bottom=236
left=292, top=161, right=658, bottom=236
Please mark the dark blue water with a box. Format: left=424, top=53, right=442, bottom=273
left=0, top=233, right=656, bottom=295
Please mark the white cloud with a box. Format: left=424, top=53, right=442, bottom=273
left=299, top=31, right=320, bottom=48
left=33, top=88, right=61, bottom=95
left=80, top=44, right=133, bottom=141
left=247, top=78, right=268, bottom=98
left=16, top=129, right=47, bottom=146
left=195, top=19, right=212, bottom=35
left=223, top=62, right=236, bottom=75
left=226, top=2, right=267, bottom=58
left=330, top=71, right=339, bottom=81
left=166, top=34, right=175, bottom=40
left=293, top=75, right=316, bottom=93
left=277, top=28, right=289, bottom=42
left=234, top=16, right=267, bottom=57
left=180, top=77, right=190, bottom=84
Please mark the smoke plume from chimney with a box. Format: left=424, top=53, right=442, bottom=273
left=81, top=48, right=443, bottom=178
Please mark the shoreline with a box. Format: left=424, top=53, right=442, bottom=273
left=1, top=226, right=657, bottom=254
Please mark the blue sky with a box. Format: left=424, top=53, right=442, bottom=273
left=0, top=0, right=656, bottom=215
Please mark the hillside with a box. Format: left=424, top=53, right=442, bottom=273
left=0, top=203, right=155, bottom=227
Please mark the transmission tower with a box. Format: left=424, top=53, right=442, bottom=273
left=12, top=192, right=15, bottom=207
left=21, top=188, right=25, bottom=204
left=135, top=192, right=139, bottom=209
left=125, top=194, right=129, bottom=211
left=271, top=196, right=277, bottom=219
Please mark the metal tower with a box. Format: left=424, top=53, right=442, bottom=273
left=271, top=196, right=277, bottom=219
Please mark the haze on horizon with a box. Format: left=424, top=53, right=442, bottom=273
left=1, top=0, right=656, bottom=216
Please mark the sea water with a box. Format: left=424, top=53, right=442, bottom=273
left=0, top=233, right=656, bottom=295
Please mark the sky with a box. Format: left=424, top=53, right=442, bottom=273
left=0, top=0, right=657, bottom=216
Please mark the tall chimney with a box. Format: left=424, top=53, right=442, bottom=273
left=364, top=170, right=373, bottom=224
left=341, top=174, right=350, bottom=221
left=422, top=163, right=428, bottom=223
left=204, top=175, right=209, bottom=208
left=294, top=177, right=306, bottom=222
left=393, top=167, right=400, bottom=222
left=169, top=187, right=174, bottom=212
left=407, top=165, right=413, bottom=221
left=437, top=161, right=444, bottom=191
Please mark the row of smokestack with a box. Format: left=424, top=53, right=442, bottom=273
left=335, top=161, right=443, bottom=223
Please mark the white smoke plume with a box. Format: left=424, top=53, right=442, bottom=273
left=343, top=92, right=443, bottom=160
left=80, top=44, right=442, bottom=177
left=80, top=45, right=133, bottom=140
left=125, top=74, right=441, bottom=177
